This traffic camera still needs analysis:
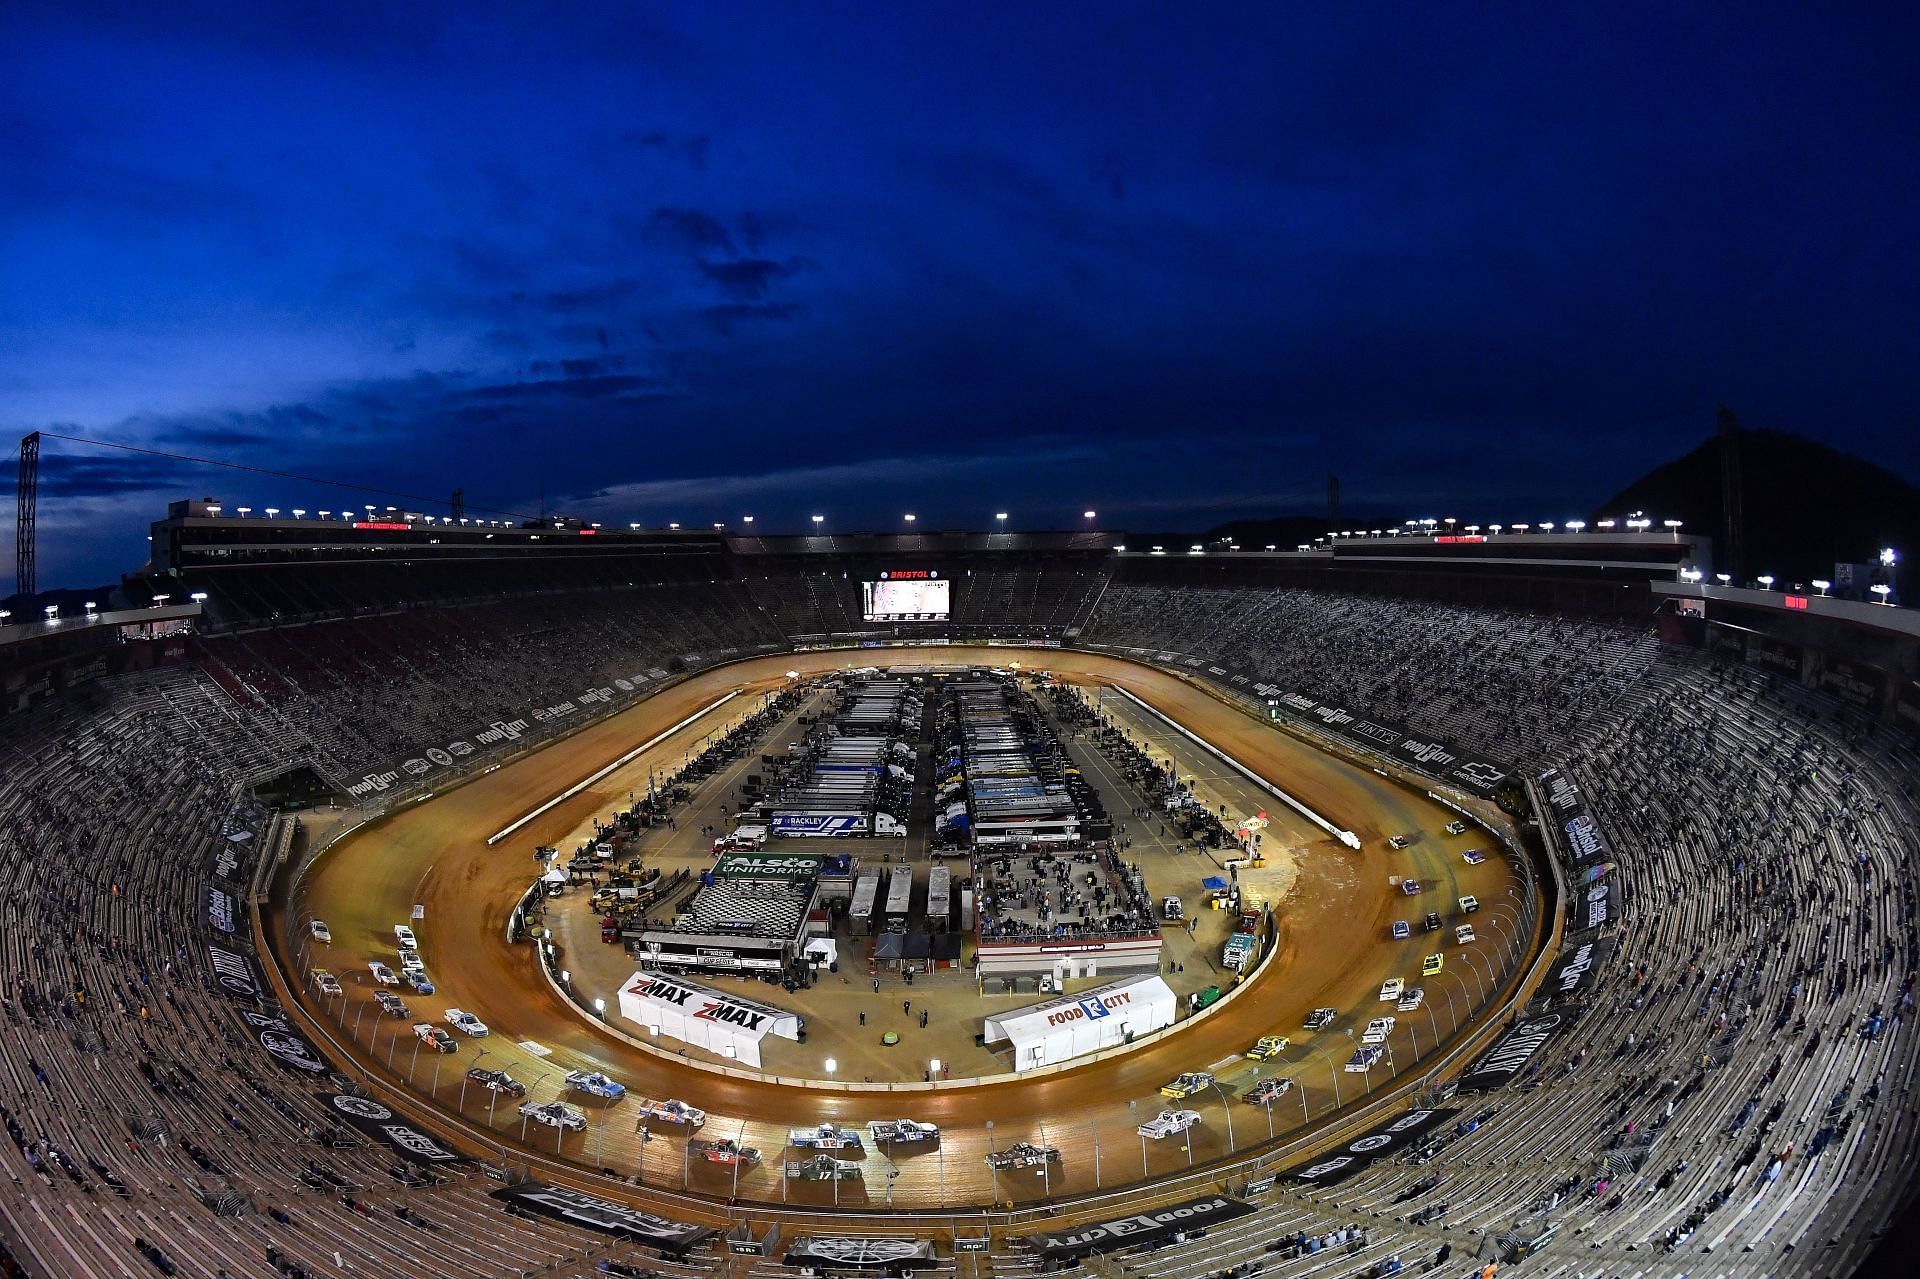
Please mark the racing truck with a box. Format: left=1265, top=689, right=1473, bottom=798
left=1159, top=1071, right=1215, bottom=1098
left=1137, top=1109, right=1203, bottom=1139
left=688, top=1138, right=760, bottom=1166
left=1243, top=1076, right=1295, bottom=1105
left=564, top=1070, right=626, bottom=1100
left=785, top=1153, right=863, bottom=1181
left=985, top=1141, right=1059, bottom=1170
left=788, top=1124, right=863, bottom=1150
left=867, top=1119, right=939, bottom=1144
left=518, top=1101, right=586, bottom=1131
left=635, top=1098, right=706, bottom=1128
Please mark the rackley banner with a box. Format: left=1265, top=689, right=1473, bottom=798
left=1024, top=1195, right=1255, bottom=1260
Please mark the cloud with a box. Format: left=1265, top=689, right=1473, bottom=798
left=541, top=279, right=643, bottom=313
left=700, top=302, right=801, bottom=336
left=696, top=257, right=813, bottom=301
left=463, top=373, right=663, bottom=402
left=563, top=441, right=1106, bottom=513
left=640, top=207, right=735, bottom=255
left=618, top=129, right=710, bottom=170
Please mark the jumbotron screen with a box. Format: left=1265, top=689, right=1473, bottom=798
left=863, top=573, right=949, bottom=621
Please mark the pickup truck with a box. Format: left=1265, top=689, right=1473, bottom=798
left=867, top=1119, right=939, bottom=1144
left=788, top=1124, right=863, bottom=1150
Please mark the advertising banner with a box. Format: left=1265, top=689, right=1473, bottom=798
left=1545, top=938, right=1613, bottom=1000
left=782, top=1238, right=940, bottom=1271
left=1459, top=1008, right=1579, bottom=1092
left=321, top=1094, right=463, bottom=1165
left=1280, top=1109, right=1459, bottom=1186
left=1261, top=690, right=1510, bottom=796
left=208, top=943, right=262, bottom=1000
left=207, top=885, right=239, bottom=935
left=492, top=1183, right=710, bottom=1250
left=239, top=1007, right=328, bottom=1075
left=1025, top=1195, right=1254, bottom=1260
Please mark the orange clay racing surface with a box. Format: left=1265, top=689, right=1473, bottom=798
left=274, top=646, right=1529, bottom=1210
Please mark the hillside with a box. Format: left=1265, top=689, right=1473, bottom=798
left=1596, top=423, right=1919, bottom=586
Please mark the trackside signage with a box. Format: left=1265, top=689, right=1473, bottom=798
left=710, top=852, right=826, bottom=879
left=1078, top=642, right=1514, bottom=796
left=322, top=1094, right=463, bottom=1165
left=343, top=668, right=675, bottom=802
left=208, top=942, right=262, bottom=1000
left=1280, top=1108, right=1459, bottom=1186
left=491, top=1182, right=709, bottom=1250
left=1546, top=938, right=1613, bottom=999
left=1459, top=1010, right=1577, bottom=1092
left=206, top=885, right=239, bottom=935
left=1025, top=1195, right=1254, bottom=1260
left=783, top=1239, right=940, bottom=1270
left=241, top=1007, right=327, bottom=1074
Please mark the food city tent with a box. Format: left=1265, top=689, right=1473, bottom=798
left=618, top=972, right=801, bottom=1068
left=982, top=974, right=1177, bottom=1070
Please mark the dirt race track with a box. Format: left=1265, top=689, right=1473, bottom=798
left=272, top=647, right=1534, bottom=1214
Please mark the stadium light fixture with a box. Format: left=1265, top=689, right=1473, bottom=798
left=1565, top=520, right=1585, bottom=531
left=265, top=507, right=280, bottom=518
left=1627, top=518, right=1652, bottom=531
left=1464, top=525, right=1480, bottom=534
left=319, top=510, right=330, bottom=519
left=190, top=592, right=208, bottom=602
left=712, top=522, right=724, bottom=529
left=1757, top=575, right=1775, bottom=589
left=1085, top=511, right=1097, bottom=520
left=1680, top=568, right=1703, bottom=583
left=152, top=594, right=170, bottom=605
left=1539, top=522, right=1555, bottom=532
left=1664, top=519, right=1683, bottom=529
left=1715, top=573, right=1731, bottom=583
left=1489, top=524, right=1503, bottom=534
left=0, top=610, right=10, bottom=623
left=84, top=601, right=97, bottom=613
left=44, top=604, right=59, bottom=619
left=629, top=522, right=640, bottom=530
left=292, top=509, right=305, bottom=518
left=995, top=512, right=1008, bottom=523
left=237, top=506, right=251, bottom=517
left=1881, top=547, right=1899, bottom=567
left=205, top=504, right=222, bottom=515
left=811, top=514, right=825, bottom=527
left=668, top=522, right=680, bottom=530
left=743, top=515, right=754, bottom=524
left=1295, top=543, right=1309, bottom=551
left=824, top=1058, right=838, bottom=1076
left=1812, top=579, right=1831, bottom=594
left=1513, top=523, right=1530, bottom=532
left=904, top=513, right=916, bottom=523
left=1872, top=584, right=1893, bottom=603
left=1596, top=519, right=1615, bottom=529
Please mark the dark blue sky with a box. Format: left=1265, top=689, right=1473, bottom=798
left=4, top=1, right=1917, bottom=589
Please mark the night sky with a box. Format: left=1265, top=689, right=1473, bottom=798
left=4, top=2, right=1917, bottom=590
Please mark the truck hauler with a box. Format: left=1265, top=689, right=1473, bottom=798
left=770, top=810, right=907, bottom=838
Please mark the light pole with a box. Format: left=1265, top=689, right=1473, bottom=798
left=984, top=1120, right=999, bottom=1205
left=460, top=1050, right=490, bottom=1110
left=1209, top=1079, right=1236, bottom=1151
left=1130, top=1100, right=1147, bottom=1177
left=731, top=1118, right=747, bottom=1201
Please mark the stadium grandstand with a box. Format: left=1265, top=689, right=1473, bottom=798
left=1, top=501, right=1917, bottom=1279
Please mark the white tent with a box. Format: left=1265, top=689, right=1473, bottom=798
left=617, top=972, right=801, bottom=1068
left=982, top=974, right=1177, bottom=1070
